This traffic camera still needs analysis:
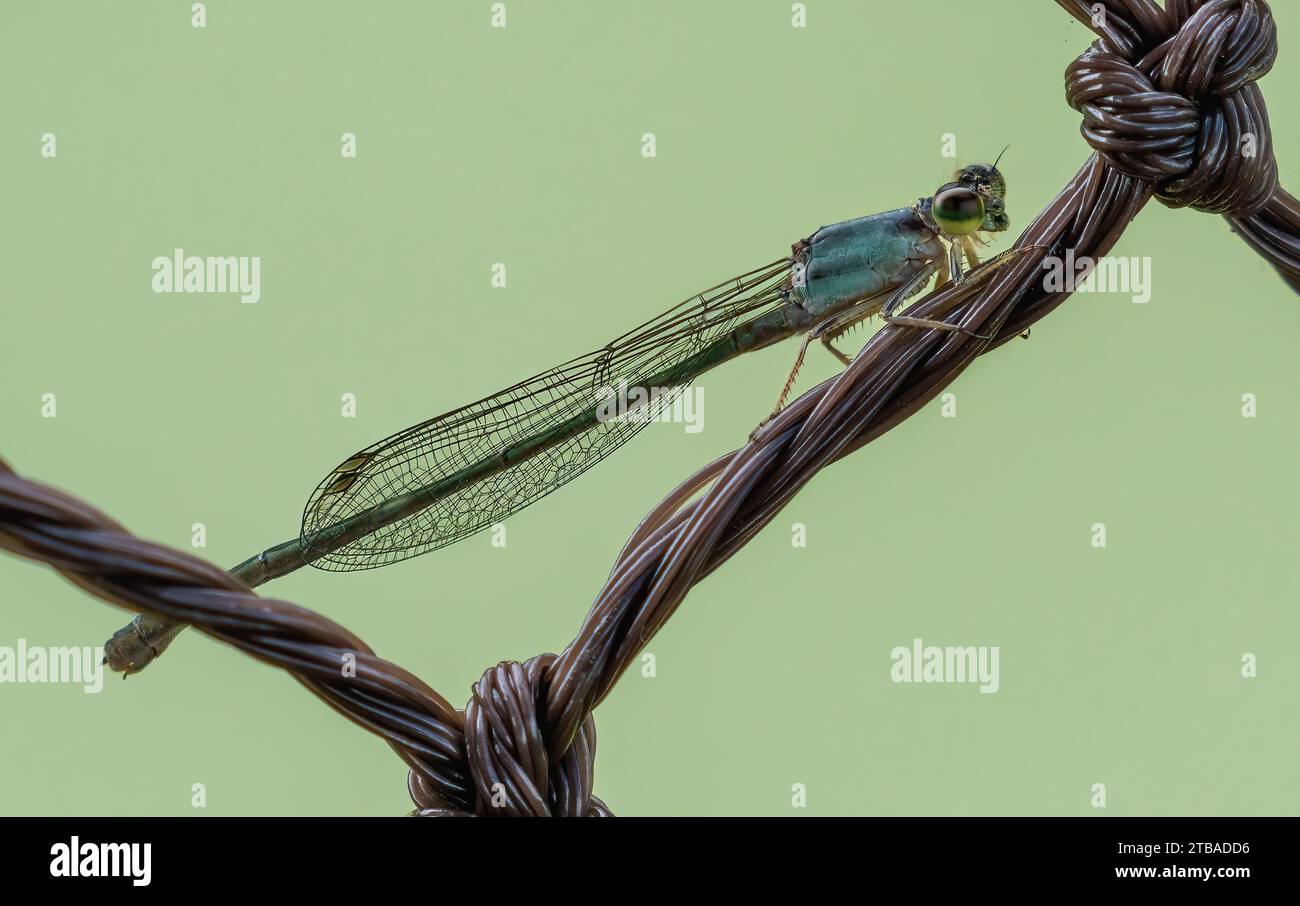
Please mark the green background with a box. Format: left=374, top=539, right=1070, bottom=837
left=2, top=0, right=1297, bottom=816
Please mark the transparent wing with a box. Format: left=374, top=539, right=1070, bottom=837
left=300, top=259, right=793, bottom=571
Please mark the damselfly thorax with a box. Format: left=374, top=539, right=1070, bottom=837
left=790, top=205, right=946, bottom=318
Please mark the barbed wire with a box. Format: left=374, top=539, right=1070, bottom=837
left=1, top=0, right=1295, bottom=816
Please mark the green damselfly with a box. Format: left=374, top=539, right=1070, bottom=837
left=106, top=163, right=1016, bottom=672
left=298, top=162, right=1014, bottom=571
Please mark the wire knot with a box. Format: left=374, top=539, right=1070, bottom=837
left=1065, top=0, right=1278, bottom=216
left=410, top=655, right=611, bottom=816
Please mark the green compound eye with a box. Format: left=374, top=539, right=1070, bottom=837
left=932, top=184, right=986, bottom=236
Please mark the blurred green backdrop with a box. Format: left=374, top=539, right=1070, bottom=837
left=1, top=0, right=1297, bottom=816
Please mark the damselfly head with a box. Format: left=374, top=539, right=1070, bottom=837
left=949, top=161, right=1010, bottom=234
left=958, top=146, right=1009, bottom=199
left=956, top=162, right=1007, bottom=201
left=929, top=170, right=1009, bottom=238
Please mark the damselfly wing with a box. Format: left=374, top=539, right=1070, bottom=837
left=300, top=259, right=793, bottom=570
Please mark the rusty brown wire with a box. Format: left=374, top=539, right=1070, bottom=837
left=1, top=0, right=1296, bottom=816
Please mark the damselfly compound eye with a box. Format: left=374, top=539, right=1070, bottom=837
left=932, top=184, right=985, bottom=236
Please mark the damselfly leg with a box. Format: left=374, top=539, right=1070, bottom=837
left=756, top=241, right=1038, bottom=433
left=882, top=242, right=1042, bottom=333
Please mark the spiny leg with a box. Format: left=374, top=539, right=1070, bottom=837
left=754, top=240, right=1040, bottom=434
left=764, top=331, right=817, bottom=425
left=819, top=312, right=878, bottom=366
left=880, top=252, right=984, bottom=335
left=876, top=238, right=1034, bottom=339
left=764, top=304, right=867, bottom=423
left=819, top=334, right=853, bottom=367
left=883, top=242, right=1036, bottom=336
left=821, top=235, right=1003, bottom=350
left=961, top=239, right=1051, bottom=284
left=754, top=284, right=916, bottom=432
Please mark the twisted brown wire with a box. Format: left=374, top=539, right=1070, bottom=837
left=1, top=0, right=1295, bottom=816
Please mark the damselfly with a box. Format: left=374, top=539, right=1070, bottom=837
left=106, top=162, right=1021, bottom=672
left=298, top=163, right=1015, bottom=572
